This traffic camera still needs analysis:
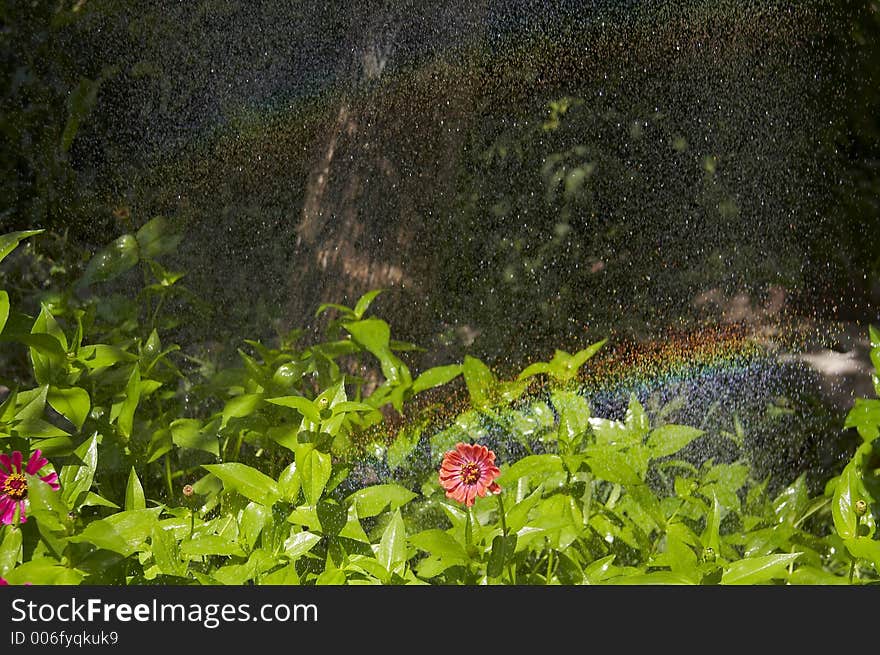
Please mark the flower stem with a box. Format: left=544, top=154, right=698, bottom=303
left=495, top=493, right=515, bottom=585
left=163, top=455, right=173, bottom=499
left=850, top=514, right=861, bottom=585
left=496, top=493, right=508, bottom=536
left=465, top=508, right=472, bottom=549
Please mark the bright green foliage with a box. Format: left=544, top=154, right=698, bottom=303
left=0, top=230, right=878, bottom=585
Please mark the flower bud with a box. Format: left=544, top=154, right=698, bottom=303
left=182, top=484, right=194, bottom=498
left=702, top=546, right=716, bottom=563
left=855, top=499, right=868, bottom=517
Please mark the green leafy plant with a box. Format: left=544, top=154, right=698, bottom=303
left=0, top=229, right=878, bottom=586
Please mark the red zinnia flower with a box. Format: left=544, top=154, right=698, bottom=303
left=439, top=442, right=501, bottom=507
left=0, top=450, right=60, bottom=525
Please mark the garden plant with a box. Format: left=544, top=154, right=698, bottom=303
left=0, top=226, right=878, bottom=586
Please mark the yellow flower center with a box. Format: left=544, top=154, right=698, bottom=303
left=460, top=462, right=481, bottom=485
left=2, top=473, right=27, bottom=500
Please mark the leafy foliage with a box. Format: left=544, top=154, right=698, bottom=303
left=0, top=230, right=878, bottom=585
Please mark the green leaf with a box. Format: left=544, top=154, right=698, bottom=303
left=506, top=485, right=544, bottom=532
left=47, top=386, right=90, bottom=431
left=788, top=566, right=849, bottom=585
left=315, top=302, right=356, bottom=320
left=610, top=571, right=696, bottom=585
left=487, top=534, right=517, bottom=578
left=584, top=554, right=617, bottom=584
left=347, top=484, right=417, bottom=518
left=378, top=509, right=407, bottom=574
left=171, top=418, right=218, bottom=456
left=647, top=425, right=704, bottom=458
left=283, top=531, right=322, bottom=561
left=499, top=454, right=565, bottom=484
left=844, top=398, right=880, bottom=443
left=69, top=508, right=162, bottom=557
left=266, top=395, right=321, bottom=423
left=463, top=355, right=495, bottom=408
left=772, top=474, right=810, bottom=526
left=29, top=306, right=68, bottom=384
left=551, top=390, right=592, bottom=440
left=151, top=524, right=187, bottom=577
left=412, top=364, right=463, bottom=394
left=80, top=234, right=140, bottom=286
left=516, top=361, right=553, bottom=380
left=0, top=290, right=9, bottom=335
left=353, top=289, right=383, bottom=319
left=584, top=447, right=642, bottom=485
left=75, top=344, right=137, bottom=369
left=386, top=421, right=424, bottom=470
left=27, top=475, right=68, bottom=532
left=703, top=493, right=722, bottom=553
left=567, top=340, right=607, bottom=372
left=125, top=467, right=146, bottom=511
left=221, top=393, right=263, bottom=429
left=316, top=501, right=347, bottom=537
left=61, top=77, right=99, bottom=152
left=135, top=216, right=182, bottom=259
left=203, top=463, right=281, bottom=507
left=300, top=447, right=332, bottom=505
left=59, top=434, right=98, bottom=508
left=180, top=535, right=245, bottom=557
left=721, top=553, right=801, bottom=585
left=587, top=417, right=633, bottom=446
left=625, top=395, right=650, bottom=439
left=844, top=537, right=880, bottom=574
left=518, top=340, right=606, bottom=382
left=0, top=229, right=43, bottom=265
left=80, top=492, right=119, bottom=509
left=117, top=365, right=141, bottom=439
left=833, top=461, right=862, bottom=540
left=3, top=559, right=83, bottom=586
left=410, top=529, right=468, bottom=560
left=0, top=526, right=22, bottom=576
left=146, top=428, right=173, bottom=463
left=345, top=318, right=407, bottom=384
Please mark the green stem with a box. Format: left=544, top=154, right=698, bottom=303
left=233, top=430, right=245, bottom=462
left=496, top=493, right=508, bottom=536
left=465, top=508, right=473, bottom=549
left=150, top=292, right=166, bottom=331
left=163, top=454, right=173, bottom=499
left=850, top=514, right=862, bottom=585
left=546, top=549, right=554, bottom=584
left=496, top=492, right=515, bottom=584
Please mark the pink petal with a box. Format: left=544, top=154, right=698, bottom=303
left=464, top=485, right=478, bottom=507
left=11, top=451, right=22, bottom=474
left=0, top=578, right=7, bottom=586
left=0, top=454, right=10, bottom=474
left=17, top=500, right=26, bottom=524
left=0, top=500, right=15, bottom=525
left=40, top=472, right=59, bottom=490
left=25, top=450, right=47, bottom=475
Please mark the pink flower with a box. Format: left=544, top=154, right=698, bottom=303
left=0, top=578, right=6, bottom=586
left=0, top=450, right=60, bottom=525
left=439, top=442, right=501, bottom=507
